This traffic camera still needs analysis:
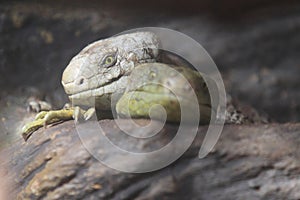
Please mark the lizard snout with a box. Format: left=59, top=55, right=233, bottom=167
left=61, top=58, right=86, bottom=95
left=61, top=53, right=99, bottom=96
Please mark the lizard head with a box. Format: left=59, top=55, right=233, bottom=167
left=61, top=31, right=160, bottom=103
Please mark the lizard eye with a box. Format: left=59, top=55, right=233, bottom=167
left=101, top=54, right=117, bottom=68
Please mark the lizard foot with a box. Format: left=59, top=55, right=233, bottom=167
left=27, top=99, right=52, bottom=113
left=22, top=108, right=75, bottom=141
left=21, top=107, right=96, bottom=141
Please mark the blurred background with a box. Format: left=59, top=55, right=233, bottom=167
left=0, top=1, right=300, bottom=199
left=0, top=0, right=299, bottom=132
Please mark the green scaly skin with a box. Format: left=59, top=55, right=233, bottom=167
left=116, top=63, right=211, bottom=123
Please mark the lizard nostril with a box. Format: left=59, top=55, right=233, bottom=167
left=80, top=78, right=84, bottom=84
left=76, top=77, right=85, bottom=85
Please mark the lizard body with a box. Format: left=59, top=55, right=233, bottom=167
left=22, top=31, right=240, bottom=140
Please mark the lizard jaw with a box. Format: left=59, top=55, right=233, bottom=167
left=67, top=75, right=129, bottom=106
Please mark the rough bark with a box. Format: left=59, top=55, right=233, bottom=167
left=1, top=120, right=300, bottom=200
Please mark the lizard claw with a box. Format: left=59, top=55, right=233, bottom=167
left=73, top=106, right=96, bottom=122
left=73, top=107, right=80, bottom=123
left=27, top=99, right=52, bottom=113
left=84, top=108, right=96, bottom=121
left=22, top=119, right=45, bottom=141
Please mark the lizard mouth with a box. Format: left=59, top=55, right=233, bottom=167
left=63, top=57, right=157, bottom=100
left=67, top=74, right=128, bottom=100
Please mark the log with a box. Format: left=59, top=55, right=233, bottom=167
left=1, top=120, right=300, bottom=199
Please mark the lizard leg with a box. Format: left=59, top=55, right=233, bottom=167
left=22, top=117, right=62, bottom=141
left=22, top=107, right=96, bottom=141
left=34, top=111, right=48, bottom=120
left=22, top=108, right=75, bottom=141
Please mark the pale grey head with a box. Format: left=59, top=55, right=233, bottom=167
left=61, top=32, right=160, bottom=103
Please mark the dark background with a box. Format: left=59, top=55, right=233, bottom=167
left=0, top=0, right=299, bottom=123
